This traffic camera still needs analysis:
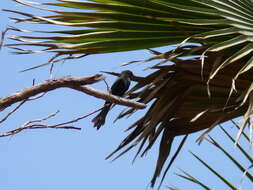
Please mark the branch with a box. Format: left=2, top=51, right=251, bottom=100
left=0, top=74, right=146, bottom=111
left=0, top=110, right=82, bottom=137
left=0, top=100, right=27, bottom=123
left=0, top=75, right=103, bottom=110
left=70, top=85, right=146, bottom=109
left=0, top=92, right=47, bottom=124
left=0, top=108, right=106, bottom=137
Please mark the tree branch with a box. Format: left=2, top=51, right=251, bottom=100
left=0, top=110, right=82, bottom=137
left=70, top=85, right=146, bottom=109
left=0, top=74, right=146, bottom=111
left=0, top=100, right=27, bottom=123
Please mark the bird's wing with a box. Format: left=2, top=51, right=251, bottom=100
left=110, top=77, right=130, bottom=96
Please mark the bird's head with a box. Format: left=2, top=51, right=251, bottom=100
left=121, top=70, right=134, bottom=79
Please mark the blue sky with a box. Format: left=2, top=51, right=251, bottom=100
left=0, top=1, right=252, bottom=190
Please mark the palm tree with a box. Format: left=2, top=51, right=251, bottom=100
left=4, top=0, right=253, bottom=187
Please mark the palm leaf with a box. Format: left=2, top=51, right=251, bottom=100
left=174, top=123, right=253, bottom=189
left=175, top=169, right=212, bottom=190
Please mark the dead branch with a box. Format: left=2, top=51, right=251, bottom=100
left=46, top=107, right=102, bottom=128
left=0, top=75, right=103, bottom=110
left=0, top=92, right=47, bottom=124
left=70, top=85, right=146, bottom=109
left=0, top=110, right=81, bottom=137
left=0, top=74, right=146, bottom=111
left=0, top=108, right=105, bottom=137
left=0, top=100, right=27, bottom=123
left=0, top=74, right=145, bottom=137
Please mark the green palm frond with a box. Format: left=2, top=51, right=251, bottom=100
left=175, top=169, right=212, bottom=190
left=4, top=0, right=253, bottom=188
left=174, top=124, right=253, bottom=190
left=5, top=0, right=253, bottom=80
left=3, top=0, right=225, bottom=56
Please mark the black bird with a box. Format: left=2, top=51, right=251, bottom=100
left=92, top=70, right=134, bottom=130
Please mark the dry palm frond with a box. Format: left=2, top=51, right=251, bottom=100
left=108, top=44, right=253, bottom=187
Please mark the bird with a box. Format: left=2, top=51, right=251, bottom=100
left=92, top=70, right=134, bottom=130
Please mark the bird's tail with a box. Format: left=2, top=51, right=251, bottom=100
left=92, top=103, right=111, bottom=130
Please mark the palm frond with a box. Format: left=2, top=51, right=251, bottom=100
left=174, top=124, right=253, bottom=189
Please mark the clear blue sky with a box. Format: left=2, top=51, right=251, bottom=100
left=0, top=1, right=252, bottom=190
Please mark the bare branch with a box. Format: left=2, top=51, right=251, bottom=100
left=0, top=100, right=27, bottom=123
left=0, top=91, right=47, bottom=124
left=70, top=85, right=146, bottom=109
left=48, top=107, right=102, bottom=128
left=0, top=75, right=104, bottom=110
left=0, top=75, right=146, bottom=111
left=27, top=92, right=46, bottom=101
left=103, top=78, right=110, bottom=92
left=0, top=108, right=105, bottom=137
left=0, top=110, right=80, bottom=137
left=0, top=73, right=146, bottom=137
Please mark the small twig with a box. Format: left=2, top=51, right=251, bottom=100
left=28, top=110, right=60, bottom=123
left=0, top=100, right=27, bottom=123
left=0, top=27, right=10, bottom=50
left=0, top=91, right=46, bottom=124
left=48, top=53, right=61, bottom=77
left=103, top=78, right=110, bottom=92
left=29, top=125, right=80, bottom=130
left=27, top=92, right=46, bottom=101
left=0, top=107, right=104, bottom=137
left=49, top=107, right=102, bottom=128
left=0, top=110, right=60, bottom=137
left=20, top=53, right=88, bottom=73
